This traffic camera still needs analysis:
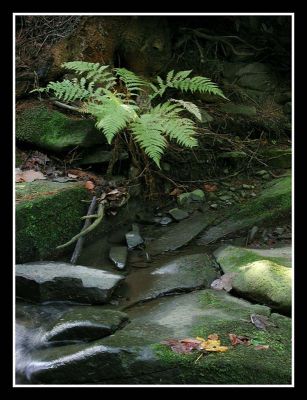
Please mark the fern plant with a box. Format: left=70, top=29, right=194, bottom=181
left=32, top=61, right=226, bottom=168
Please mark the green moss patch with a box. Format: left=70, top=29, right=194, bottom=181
left=16, top=181, right=90, bottom=262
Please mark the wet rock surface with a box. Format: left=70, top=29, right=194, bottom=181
left=16, top=262, right=124, bottom=304
left=109, top=246, right=128, bottom=270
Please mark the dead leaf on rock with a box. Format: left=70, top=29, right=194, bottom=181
left=254, top=345, right=269, bottom=350
left=211, top=273, right=236, bottom=292
left=85, top=181, right=95, bottom=190
left=15, top=169, right=46, bottom=183
left=196, top=335, right=228, bottom=352
left=229, top=333, right=251, bottom=346
left=204, top=184, right=218, bottom=192
left=160, top=338, right=200, bottom=354
left=250, top=314, right=275, bottom=330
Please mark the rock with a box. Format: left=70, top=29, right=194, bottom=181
left=214, top=246, right=291, bottom=313
left=246, top=247, right=292, bottom=268
left=122, top=254, right=218, bottom=306
left=219, top=195, right=232, bottom=201
left=125, top=224, right=144, bottom=249
left=43, top=308, right=129, bottom=343
left=27, top=290, right=291, bottom=384
left=274, top=227, right=285, bottom=236
left=262, top=174, right=271, bottom=180
left=161, top=162, right=171, bottom=172
left=219, top=103, right=257, bottom=116
left=198, top=176, right=291, bottom=245
left=16, top=104, right=106, bottom=152
left=16, top=181, right=89, bottom=263
left=159, top=217, right=173, bottom=226
left=242, top=184, right=254, bottom=190
left=78, top=148, right=129, bottom=165
left=190, top=189, right=205, bottom=201
left=168, top=208, right=189, bottom=221
left=16, top=262, right=124, bottom=304
left=177, top=192, right=191, bottom=206
left=147, top=211, right=219, bottom=256
left=247, top=226, right=258, bottom=243
left=235, top=63, right=276, bottom=92
left=109, top=246, right=128, bottom=270
left=210, top=203, right=218, bottom=209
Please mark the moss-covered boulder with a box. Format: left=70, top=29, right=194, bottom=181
left=259, top=147, right=292, bottom=169
left=198, top=176, right=291, bottom=245
left=214, top=246, right=292, bottom=313
left=27, top=290, right=291, bottom=384
left=16, top=104, right=106, bottom=152
left=16, top=181, right=90, bottom=263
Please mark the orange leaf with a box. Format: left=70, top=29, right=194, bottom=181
left=208, top=334, right=219, bottom=340
left=204, top=184, right=218, bottom=192
left=85, top=180, right=95, bottom=190
left=254, top=345, right=269, bottom=350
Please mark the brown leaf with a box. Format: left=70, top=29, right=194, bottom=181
left=204, top=184, right=218, bottom=192
left=161, top=338, right=201, bottom=354
left=254, top=345, right=269, bottom=350
left=85, top=181, right=95, bottom=190
left=211, top=273, right=236, bottom=292
left=207, top=334, right=219, bottom=340
left=16, top=169, right=46, bottom=183
left=229, top=333, right=251, bottom=346
left=169, top=187, right=183, bottom=196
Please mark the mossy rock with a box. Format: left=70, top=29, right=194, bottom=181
left=198, top=176, right=291, bottom=245
left=219, top=103, right=257, bottom=116
left=28, top=290, right=291, bottom=384
left=16, top=181, right=90, bottom=263
left=16, top=104, right=106, bottom=152
left=215, top=246, right=292, bottom=313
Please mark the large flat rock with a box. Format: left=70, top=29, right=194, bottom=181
left=146, top=211, right=218, bottom=256
left=214, top=246, right=292, bottom=313
left=43, top=308, right=129, bottom=344
left=26, top=290, right=291, bottom=384
left=16, top=262, right=124, bottom=304
left=121, top=253, right=219, bottom=307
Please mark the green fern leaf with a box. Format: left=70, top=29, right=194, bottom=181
left=170, top=99, right=202, bottom=121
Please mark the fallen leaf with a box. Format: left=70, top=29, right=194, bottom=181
left=250, top=314, right=275, bottom=330
left=85, top=181, right=95, bottom=190
left=169, top=187, right=183, bottom=196
left=204, top=184, right=218, bottom=192
left=229, top=334, right=251, bottom=346
left=197, top=335, right=228, bottom=352
left=15, top=169, right=46, bottom=183
left=160, top=338, right=200, bottom=354
left=207, top=334, right=219, bottom=340
left=254, top=345, right=269, bottom=350
left=211, top=273, right=236, bottom=292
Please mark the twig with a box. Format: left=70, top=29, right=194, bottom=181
left=70, top=196, right=97, bottom=264
left=53, top=100, right=82, bottom=113
left=57, top=203, right=104, bottom=250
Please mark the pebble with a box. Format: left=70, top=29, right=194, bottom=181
left=256, top=170, right=267, bottom=176
left=210, top=203, right=218, bottom=209
left=159, top=217, right=173, bottom=226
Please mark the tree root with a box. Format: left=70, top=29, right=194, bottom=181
left=56, top=203, right=104, bottom=250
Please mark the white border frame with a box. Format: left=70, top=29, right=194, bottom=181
left=13, top=12, right=294, bottom=388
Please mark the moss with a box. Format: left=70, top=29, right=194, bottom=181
left=153, top=312, right=291, bottom=384
left=16, top=104, right=105, bottom=152
left=16, top=181, right=90, bottom=263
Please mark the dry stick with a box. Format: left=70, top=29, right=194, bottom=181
left=70, top=196, right=97, bottom=264
left=56, top=202, right=104, bottom=251
left=53, top=100, right=82, bottom=113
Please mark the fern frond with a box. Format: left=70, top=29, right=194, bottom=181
left=62, top=61, right=116, bottom=88
left=163, top=117, right=198, bottom=148
left=131, top=114, right=167, bottom=167
left=115, top=68, right=150, bottom=95
left=170, top=99, right=202, bottom=121
left=35, top=79, right=92, bottom=102
left=87, top=92, right=139, bottom=144
left=149, top=69, right=227, bottom=100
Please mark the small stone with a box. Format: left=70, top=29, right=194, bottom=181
left=250, top=192, right=257, bottom=197
left=126, top=226, right=144, bottom=249
left=223, top=168, right=229, bottom=174
left=168, top=208, right=189, bottom=221
left=262, top=174, right=271, bottom=180
left=274, top=227, right=285, bottom=236
left=229, top=187, right=237, bottom=192
left=219, top=195, right=232, bottom=201
left=210, top=203, right=218, bottom=209
left=159, top=216, right=173, bottom=226
left=242, top=184, right=254, bottom=190
left=190, top=189, right=205, bottom=202
left=109, top=246, right=128, bottom=270
left=177, top=192, right=192, bottom=206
